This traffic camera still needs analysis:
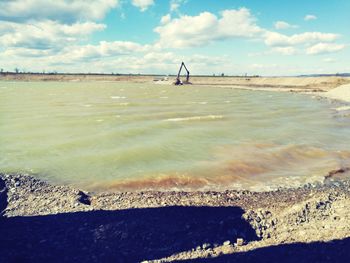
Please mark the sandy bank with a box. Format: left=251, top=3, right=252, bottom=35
left=0, top=73, right=155, bottom=83
left=318, top=83, right=350, bottom=103
left=192, top=76, right=350, bottom=91
left=1, top=73, right=350, bottom=92
left=1, top=173, right=350, bottom=262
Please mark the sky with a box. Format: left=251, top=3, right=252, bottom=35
left=0, top=0, right=349, bottom=76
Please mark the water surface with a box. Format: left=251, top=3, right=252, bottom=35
left=1, top=81, right=350, bottom=191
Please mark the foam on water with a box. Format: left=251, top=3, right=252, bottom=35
left=189, top=101, right=208, bottom=105
left=164, top=115, right=224, bottom=122
left=111, top=96, right=127, bottom=99
left=1, top=81, right=350, bottom=192
left=334, top=106, right=350, bottom=111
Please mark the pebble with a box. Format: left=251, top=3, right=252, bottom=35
left=236, top=238, right=244, bottom=246
left=202, top=243, right=210, bottom=249
left=223, top=240, right=231, bottom=246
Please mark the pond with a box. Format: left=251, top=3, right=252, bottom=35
left=1, top=81, right=350, bottom=191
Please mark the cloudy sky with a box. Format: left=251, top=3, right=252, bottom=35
left=0, top=0, right=349, bottom=76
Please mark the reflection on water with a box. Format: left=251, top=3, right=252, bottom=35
left=0, top=81, right=350, bottom=191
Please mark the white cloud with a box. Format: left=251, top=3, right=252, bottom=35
left=3, top=47, right=53, bottom=58
left=274, top=21, right=298, bottom=30
left=304, top=14, right=317, bottom=21
left=250, top=63, right=278, bottom=70
left=0, top=45, right=231, bottom=75
left=306, top=43, right=346, bottom=55
left=132, top=0, right=154, bottom=12
left=1, top=43, right=347, bottom=76
left=154, top=8, right=263, bottom=48
left=248, top=46, right=298, bottom=57
left=170, top=0, right=186, bottom=12
left=272, top=47, right=297, bottom=55
left=0, top=20, right=105, bottom=50
left=0, top=41, right=146, bottom=73
left=187, top=54, right=229, bottom=65
left=62, top=41, right=145, bottom=60
left=117, top=52, right=229, bottom=74
left=0, top=0, right=119, bottom=23
left=218, top=9, right=263, bottom=36
left=1, top=40, right=147, bottom=67
left=160, top=14, right=171, bottom=25
left=0, top=0, right=114, bottom=53
left=0, top=3, right=347, bottom=75
left=170, top=3, right=180, bottom=12
left=264, top=32, right=344, bottom=56
left=154, top=8, right=344, bottom=57
left=323, top=58, right=336, bottom=63
left=264, top=31, right=339, bottom=47
left=0, top=1, right=118, bottom=53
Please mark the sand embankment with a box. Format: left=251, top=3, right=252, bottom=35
left=319, top=84, right=350, bottom=103
left=192, top=76, right=350, bottom=91
left=0, top=73, right=154, bottom=83
left=1, top=73, right=350, bottom=92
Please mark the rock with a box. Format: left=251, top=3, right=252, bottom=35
left=76, top=191, right=91, bottom=205
left=202, top=243, right=210, bottom=249
left=0, top=177, right=8, bottom=216
left=236, top=238, right=244, bottom=246
left=223, top=240, right=231, bottom=246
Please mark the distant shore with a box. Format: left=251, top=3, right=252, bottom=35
left=1, top=73, right=350, bottom=92
left=2, top=73, right=350, bottom=105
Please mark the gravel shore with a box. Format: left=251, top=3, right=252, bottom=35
left=1, top=173, right=350, bottom=262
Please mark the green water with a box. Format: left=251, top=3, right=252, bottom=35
left=1, top=81, right=350, bottom=191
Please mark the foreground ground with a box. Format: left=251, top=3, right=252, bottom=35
left=1, top=173, right=350, bottom=262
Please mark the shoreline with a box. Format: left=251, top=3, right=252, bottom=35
left=1, top=173, right=350, bottom=262
left=1, top=73, right=349, bottom=90
left=2, top=73, right=350, bottom=103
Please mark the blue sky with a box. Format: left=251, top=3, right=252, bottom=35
left=0, top=0, right=349, bottom=76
